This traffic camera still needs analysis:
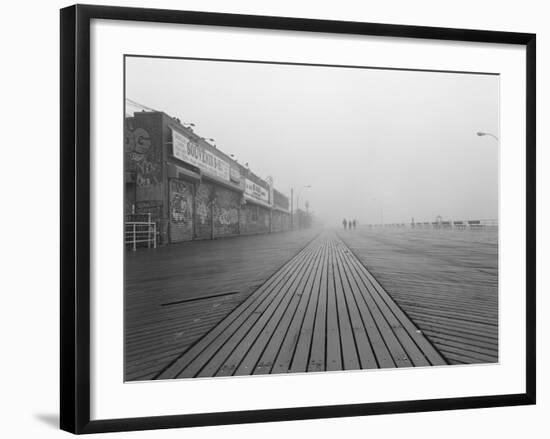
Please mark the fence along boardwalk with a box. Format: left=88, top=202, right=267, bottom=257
left=156, top=231, right=446, bottom=379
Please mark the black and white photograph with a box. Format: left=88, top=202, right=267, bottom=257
left=0, top=0, right=544, bottom=436
left=124, top=56, right=499, bottom=381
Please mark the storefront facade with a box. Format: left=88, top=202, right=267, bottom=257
left=272, top=189, right=291, bottom=232
left=239, top=169, right=271, bottom=235
left=125, top=110, right=291, bottom=245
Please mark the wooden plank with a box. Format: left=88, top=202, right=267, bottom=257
left=157, top=242, right=318, bottom=379
left=332, top=241, right=394, bottom=368
left=338, top=228, right=497, bottom=366
left=249, top=241, right=325, bottom=375
left=339, top=250, right=414, bottom=368
left=126, top=230, right=319, bottom=380
left=331, top=240, right=361, bottom=371
left=420, top=330, right=498, bottom=352
left=222, top=240, right=325, bottom=376
left=325, top=239, right=343, bottom=371
left=405, top=313, right=498, bottom=337
left=342, top=249, right=443, bottom=366
left=192, top=243, right=321, bottom=378
left=424, top=335, right=497, bottom=358
left=307, top=236, right=329, bottom=372
left=331, top=240, right=378, bottom=369
left=269, top=241, right=325, bottom=374
left=289, top=240, right=327, bottom=373
left=152, top=230, right=454, bottom=379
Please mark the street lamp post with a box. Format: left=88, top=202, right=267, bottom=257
left=295, top=185, right=311, bottom=229
left=476, top=131, right=499, bottom=141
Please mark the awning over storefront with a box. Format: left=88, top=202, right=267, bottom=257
left=272, top=205, right=291, bottom=214
left=243, top=195, right=272, bottom=209
left=202, top=172, right=244, bottom=194
left=166, top=163, right=201, bottom=182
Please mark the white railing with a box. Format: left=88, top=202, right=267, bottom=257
left=366, top=219, right=498, bottom=230
left=125, top=213, right=157, bottom=250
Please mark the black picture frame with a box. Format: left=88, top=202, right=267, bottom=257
left=60, top=4, right=536, bottom=434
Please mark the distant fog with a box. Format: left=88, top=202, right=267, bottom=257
left=126, top=57, right=499, bottom=226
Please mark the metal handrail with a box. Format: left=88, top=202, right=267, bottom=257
left=125, top=215, right=157, bottom=251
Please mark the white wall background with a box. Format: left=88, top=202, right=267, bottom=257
left=0, top=0, right=546, bottom=437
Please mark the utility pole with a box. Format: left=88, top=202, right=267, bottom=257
left=290, top=187, right=294, bottom=230
left=296, top=185, right=312, bottom=230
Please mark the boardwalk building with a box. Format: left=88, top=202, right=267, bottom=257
left=272, top=189, right=292, bottom=232
left=125, top=110, right=291, bottom=245
left=239, top=167, right=272, bottom=235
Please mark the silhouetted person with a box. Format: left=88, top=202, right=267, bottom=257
left=342, top=218, right=347, bottom=230
left=353, top=219, right=357, bottom=230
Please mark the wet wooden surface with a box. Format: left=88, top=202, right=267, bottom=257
left=156, top=231, right=445, bottom=380
left=338, top=227, right=498, bottom=365
left=126, top=226, right=498, bottom=381
left=125, top=229, right=318, bottom=381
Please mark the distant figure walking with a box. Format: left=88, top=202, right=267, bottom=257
left=352, top=219, right=357, bottom=230
left=342, top=218, right=348, bottom=230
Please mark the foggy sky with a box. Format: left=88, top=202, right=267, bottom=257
left=126, top=56, right=499, bottom=226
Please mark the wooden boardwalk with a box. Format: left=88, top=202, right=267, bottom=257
left=339, top=228, right=498, bottom=365
left=156, top=231, right=446, bottom=379
left=125, top=229, right=319, bottom=381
